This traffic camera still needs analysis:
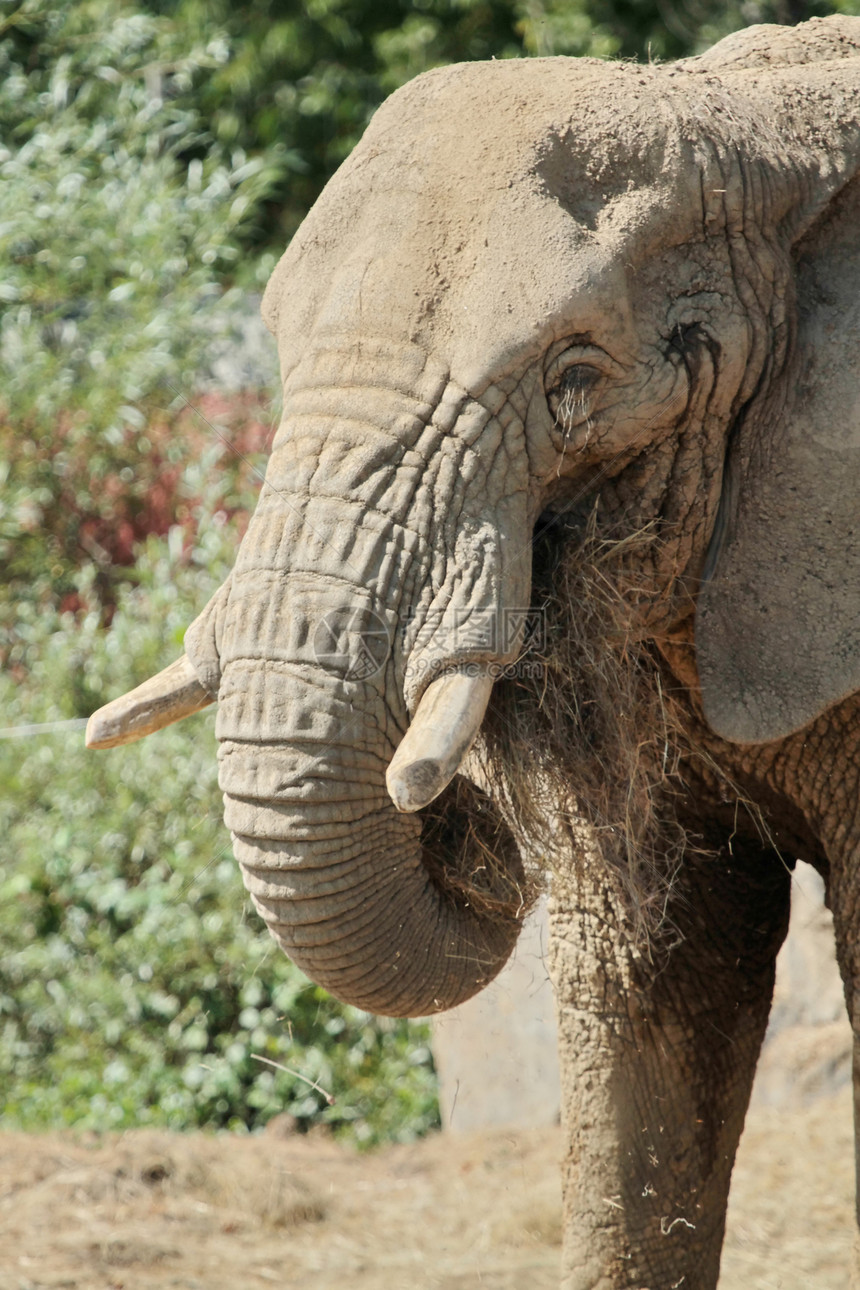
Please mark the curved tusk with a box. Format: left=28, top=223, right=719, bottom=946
left=85, top=655, right=214, bottom=750
left=386, top=669, right=494, bottom=813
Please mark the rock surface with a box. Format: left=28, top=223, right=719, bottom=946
left=432, top=862, right=852, bottom=1133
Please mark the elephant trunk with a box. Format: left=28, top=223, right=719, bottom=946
left=182, top=358, right=530, bottom=1015
left=217, top=666, right=524, bottom=1015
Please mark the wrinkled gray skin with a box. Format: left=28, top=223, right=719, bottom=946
left=129, top=17, right=860, bottom=1289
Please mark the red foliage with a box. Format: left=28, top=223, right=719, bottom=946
left=61, top=390, right=276, bottom=570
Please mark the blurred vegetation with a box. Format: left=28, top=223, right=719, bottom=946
left=0, top=1, right=282, bottom=616
left=134, top=0, right=858, bottom=249
left=1, top=0, right=856, bottom=1141
left=0, top=535, right=437, bottom=1143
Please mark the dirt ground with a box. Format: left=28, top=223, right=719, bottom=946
left=0, top=1080, right=854, bottom=1290
left=3, top=869, right=853, bottom=1289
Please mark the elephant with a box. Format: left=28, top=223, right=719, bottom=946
left=87, top=15, right=860, bottom=1289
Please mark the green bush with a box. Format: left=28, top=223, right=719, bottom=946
left=0, top=531, right=438, bottom=1145
left=0, top=0, right=280, bottom=611
left=0, top=0, right=438, bottom=1148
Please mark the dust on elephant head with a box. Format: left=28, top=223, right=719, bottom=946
left=88, top=17, right=860, bottom=1016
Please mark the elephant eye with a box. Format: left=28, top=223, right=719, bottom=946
left=546, top=363, right=600, bottom=433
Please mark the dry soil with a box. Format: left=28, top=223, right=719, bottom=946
left=0, top=1081, right=854, bottom=1290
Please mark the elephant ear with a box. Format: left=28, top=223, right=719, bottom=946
left=694, top=19, right=860, bottom=744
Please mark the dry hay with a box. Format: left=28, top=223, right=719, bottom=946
left=480, top=505, right=702, bottom=949
left=0, top=1128, right=327, bottom=1237
left=414, top=505, right=702, bottom=950
left=0, top=1086, right=853, bottom=1289
left=0, top=1123, right=564, bottom=1290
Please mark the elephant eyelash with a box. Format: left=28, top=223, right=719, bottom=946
left=548, top=365, right=600, bottom=439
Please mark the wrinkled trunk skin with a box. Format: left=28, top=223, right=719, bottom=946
left=186, top=341, right=529, bottom=1016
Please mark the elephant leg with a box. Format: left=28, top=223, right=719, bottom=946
left=549, top=825, right=791, bottom=1290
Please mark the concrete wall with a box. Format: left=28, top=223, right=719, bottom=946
left=431, top=898, right=560, bottom=1133
left=432, top=864, right=851, bottom=1133
left=753, top=862, right=851, bottom=1107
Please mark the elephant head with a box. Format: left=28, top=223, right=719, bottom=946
left=88, top=18, right=860, bottom=1016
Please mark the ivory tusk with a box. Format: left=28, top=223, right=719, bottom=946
left=85, top=655, right=214, bottom=749
left=386, top=669, right=494, bottom=813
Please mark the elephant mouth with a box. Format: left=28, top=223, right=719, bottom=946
left=418, top=773, right=529, bottom=921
